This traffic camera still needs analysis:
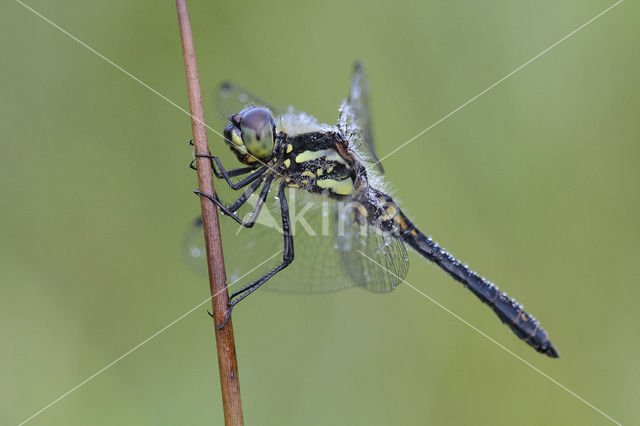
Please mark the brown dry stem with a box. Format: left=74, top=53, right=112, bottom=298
left=175, top=1, right=244, bottom=424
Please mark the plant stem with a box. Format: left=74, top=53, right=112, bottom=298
left=175, top=1, right=244, bottom=424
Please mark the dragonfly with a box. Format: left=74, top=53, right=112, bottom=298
left=186, top=62, right=559, bottom=358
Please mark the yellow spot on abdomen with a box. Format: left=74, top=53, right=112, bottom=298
left=393, top=214, right=405, bottom=224
left=283, top=159, right=291, bottom=168
left=385, top=204, right=398, bottom=218
left=286, top=144, right=293, bottom=153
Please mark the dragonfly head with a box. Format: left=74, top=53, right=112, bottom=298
left=224, top=107, right=276, bottom=165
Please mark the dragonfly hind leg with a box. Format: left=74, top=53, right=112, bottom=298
left=217, top=182, right=294, bottom=329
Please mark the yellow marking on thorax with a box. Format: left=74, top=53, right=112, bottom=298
left=316, top=178, right=354, bottom=195
left=316, top=168, right=324, bottom=176
left=301, top=170, right=316, bottom=178
left=286, top=144, right=293, bottom=153
left=295, top=149, right=347, bottom=165
left=283, top=159, right=291, bottom=168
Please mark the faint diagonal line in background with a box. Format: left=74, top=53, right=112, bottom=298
left=357, top=250, right=623, bottom=426
left=14, top=0, right=221, bottom=136
left=12, top=0, right=626, bottom=424
left=371, top=0, right=624, bottom=169
left=16, top=250, right=283, bottom=426
left=14, top=0, right=284, bottom=177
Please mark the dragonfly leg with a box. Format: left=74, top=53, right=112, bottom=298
left=195, top=176, right=262, bottom=219
left=189, top=140, right=263, bottom=188
left=195, top=174, right=274, bottom=228
left=189, top=156, right=253, bottom=179
left=217, top=182, right=294, bottom=329
left=193, top=155, right=265, bottom=190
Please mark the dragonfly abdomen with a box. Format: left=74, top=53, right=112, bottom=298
left=394, top=210, right=559, bottom=358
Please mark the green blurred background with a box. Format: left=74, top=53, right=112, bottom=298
left=1, top=1, right=638, bottom=425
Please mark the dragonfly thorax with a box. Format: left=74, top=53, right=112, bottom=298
left=280, top=131, right=359, bottom=198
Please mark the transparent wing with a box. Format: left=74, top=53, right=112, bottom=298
left=183, top=187, right=408, bottom=294
left=215, top=82, right=283, bottom=120
left=338, top=62, right=384, bottom=173
left=334, top=199, right=409, bottom=293
left=216, top=82, right=328, bottom=137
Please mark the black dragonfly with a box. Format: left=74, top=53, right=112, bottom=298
left=186, top=63, right=559, bottom=358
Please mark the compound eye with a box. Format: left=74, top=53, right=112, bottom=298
left=240, top=108, right=275, bottom=158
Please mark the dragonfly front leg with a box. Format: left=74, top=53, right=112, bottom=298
left=217, top=182, right=294, bottom=329
left=190, top=156, right=253, bottom=179
left=189, top=141, right=265, bottom=189
left=194, top=156, right=266, bottom=190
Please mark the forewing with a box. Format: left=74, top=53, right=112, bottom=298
left=338, top=62, right=384, bottom=173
